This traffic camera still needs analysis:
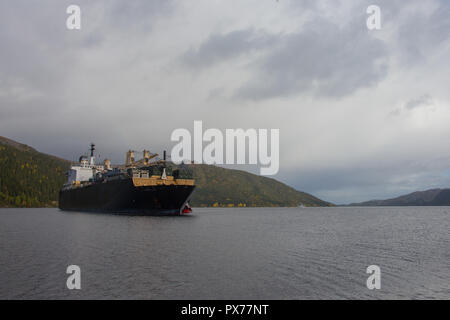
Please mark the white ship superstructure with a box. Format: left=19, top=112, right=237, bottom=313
left=66, top=144, right=104, bottom=186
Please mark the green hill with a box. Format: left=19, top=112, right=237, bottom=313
left=0, top=136, right=332, bottom=208
left=0, top=136, right=70, bottom=207
left=188, top=164, right=332, bottom=207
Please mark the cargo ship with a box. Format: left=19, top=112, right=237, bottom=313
left=59, top=144, right=195, bottom=215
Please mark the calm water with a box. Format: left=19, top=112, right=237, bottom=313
left=0, top=207, right=448, bottom=299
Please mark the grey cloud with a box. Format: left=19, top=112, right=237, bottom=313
left=102, top=0, right=174, bottom=31
left=182, top=14, right=389, bottom=100
left=235, top=18, right=388, bottom=100
left=0, top=0, right=176, bottom=162
left=0, top=0, right=174, bottom=89
left=390, top=94, right=435, bottom=116
left=181, top=0, right=450, bottom=101
left=405, top=94, right=434, bottom=110
left=182, top=29, right=277, bottom=68
left=0, top=2, right=76, bottom=93
left=395, top=0, right=450, bottom=65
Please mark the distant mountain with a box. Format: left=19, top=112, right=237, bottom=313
left=0, top=136, right=333, bottom=208
left=348, top=188, right=450, bottom=206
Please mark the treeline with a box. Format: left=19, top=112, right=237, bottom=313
left=0, top=143, right=69, bottom=207
left=189, top=164, right=333, bottom=207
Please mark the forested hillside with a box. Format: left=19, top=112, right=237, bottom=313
left=0, top=137, right=69, bottom=207
left=189, top=164, right=332, bottom=207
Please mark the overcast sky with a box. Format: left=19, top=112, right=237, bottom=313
left=1, top=0, right=449, bottom=204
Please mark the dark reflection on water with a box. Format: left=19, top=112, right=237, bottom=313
left=0, top=207, right=448, bottom=299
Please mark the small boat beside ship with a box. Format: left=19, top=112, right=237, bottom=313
left=59, top=144, right=195, bottom=215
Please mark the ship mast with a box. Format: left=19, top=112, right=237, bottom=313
left=90, top=143, right=96, bottom=165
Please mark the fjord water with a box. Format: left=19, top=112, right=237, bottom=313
left=0, top=207, right=448, bottom=299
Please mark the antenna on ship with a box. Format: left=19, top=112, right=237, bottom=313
left=90, top=143, right=96, bottom=165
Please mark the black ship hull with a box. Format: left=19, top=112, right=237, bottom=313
left=59, top=178, right=195, bottom=216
